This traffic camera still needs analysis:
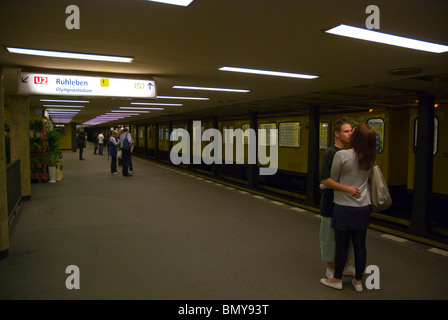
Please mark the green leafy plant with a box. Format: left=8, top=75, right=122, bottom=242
left=30, top=140, right=40, bottom=152
left=45, top=129, right=62, bottom=167
left=29, top=119, right=43, bottom=131
left=35, top=158, right=44, bottom=168
left=46, top=149, right=62, bottom=167
left=30, top=157, right=39, bottom=168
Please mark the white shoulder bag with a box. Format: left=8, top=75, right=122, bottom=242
left=370, top=164, right=392, bottom=212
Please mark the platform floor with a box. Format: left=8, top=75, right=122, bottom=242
left=1, top=146, right=448, bottom=300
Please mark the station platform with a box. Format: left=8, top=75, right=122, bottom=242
left=1, top=146, right=447, bottom=302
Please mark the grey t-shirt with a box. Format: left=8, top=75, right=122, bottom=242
left=330, top=149, right=371, bottom=207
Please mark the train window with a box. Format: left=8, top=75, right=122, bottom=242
left=165, top=128, right=170, bottom=140
left=319, top=122, right=329, bottom=150
left=171, top=128, right=182, bottom=141
left=279, top=122, right=300, bottom=148
left=159, top=128, right=164, bottom=140
left=414, top=117, right=438, bottom=156
left=223, top=125, right=236, bottom=144
left=222, top=125, right=227, bottom=143
left=367, top=118, right=384, bottom=153
left=259, top=123, right=277, bottom=146
left=242, top=123, right=250, bottom=145
left=139, top=127, right=145, bottom=139
left=201, top=125, right=206, bottom=142
left=191, top=124, right=204, bottom=142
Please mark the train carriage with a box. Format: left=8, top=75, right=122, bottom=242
left=114, top=103, right=447, bottom=245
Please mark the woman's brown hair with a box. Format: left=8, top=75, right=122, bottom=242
left=350, top=123, right=376, bottom=170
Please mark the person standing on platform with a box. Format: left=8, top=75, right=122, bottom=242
left=98, top=131, right=105, bottom=155
left=129, top=138, right=134, bottom=175
left=108, top=130, right=120, bottom=174
left=118, top=128, right=124, bottom=167
left=76, top=128, right=86, bottom=160
left=320, top=123, right=376, bottom=292
left=119, top=127, right=133, bottom=177
left=92, top=131, right=99, bottom=155
left=319, top=119, right=355, bottom=279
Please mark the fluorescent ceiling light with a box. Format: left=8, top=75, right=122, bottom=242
left=173, top=85, right=250, bottom=93
left=6, top=47, right=134, bottom=63
left=41, top=99, right=90, bottom=103
left=51, top=120, right=72, bottom=124
left=106, top=113, right=139, bottom=116
left=111, top=110, right=150, bottom=113
left=45, top=109, right=81, bottom=112
left=147, top=0, right=194, bottom=7
left=219, top=66, right=319, bottom=79
left=324, top=24, right=448, bottom=53
left=157, top=96, right=209, bottom=100
left=47, top=111, right=79, bottom=114
left=120, top=107, right=165, bottom=110
left=43, top=104, right=84, bottom=108
left=130, top=102, right=182, bottom=106
left=95, top=117, right=123, bottom=120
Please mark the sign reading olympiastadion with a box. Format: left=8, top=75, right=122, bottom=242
left=18, top=72, right=156, bottom=98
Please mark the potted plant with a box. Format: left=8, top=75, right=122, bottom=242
left=29, top=119, right=44, bottom=138
left=46, top=148, right=62, bottom=167
left=29, top=119, right=43, bottom=131
left=35, top=158, right=44, bottom=169
left=30, top=138, right=40, bottom=152
left=30, top=157, right=39, bottom=169
left=45, top=129, right=62, bottom=183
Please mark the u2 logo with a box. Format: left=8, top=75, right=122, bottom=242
left=34, top=76, right=48, bottom=85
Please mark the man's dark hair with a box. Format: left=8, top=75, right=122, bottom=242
left=333, top=118, right=350, bottom=136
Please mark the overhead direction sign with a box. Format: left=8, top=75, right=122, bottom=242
left=18, top=72, right=156, bottom=98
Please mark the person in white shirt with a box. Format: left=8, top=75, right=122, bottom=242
left=98, top=132, right=105, bottom=155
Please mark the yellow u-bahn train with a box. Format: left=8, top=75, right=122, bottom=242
left=126, top=105, right=448, bottom=248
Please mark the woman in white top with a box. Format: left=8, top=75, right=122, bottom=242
left=320, top=123, right=376, bottom=292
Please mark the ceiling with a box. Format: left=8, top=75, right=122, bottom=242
left=1, top=0, right=448, bottom=125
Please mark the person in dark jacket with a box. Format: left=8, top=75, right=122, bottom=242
left=119, top=127, right=133, bottom=176
left=76, top=128, right=86, bottom=160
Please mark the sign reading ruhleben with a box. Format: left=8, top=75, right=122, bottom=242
left=18, top=72, right=156, bottom=98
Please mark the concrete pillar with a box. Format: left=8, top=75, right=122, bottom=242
left=306, top=105, right=320, bottom=207
left=211, top=116, right=219, bottom=178
left=9, top=96, right=31, bottom=199
left=0, top=68, right=9, bottom=259
left=248, top=112, right=258, bottom=189
left=410, top=94, right=435, bottom=235
left=71, top=123, right=77, bottom=152
left=168, top=121, right=173, bottom=164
